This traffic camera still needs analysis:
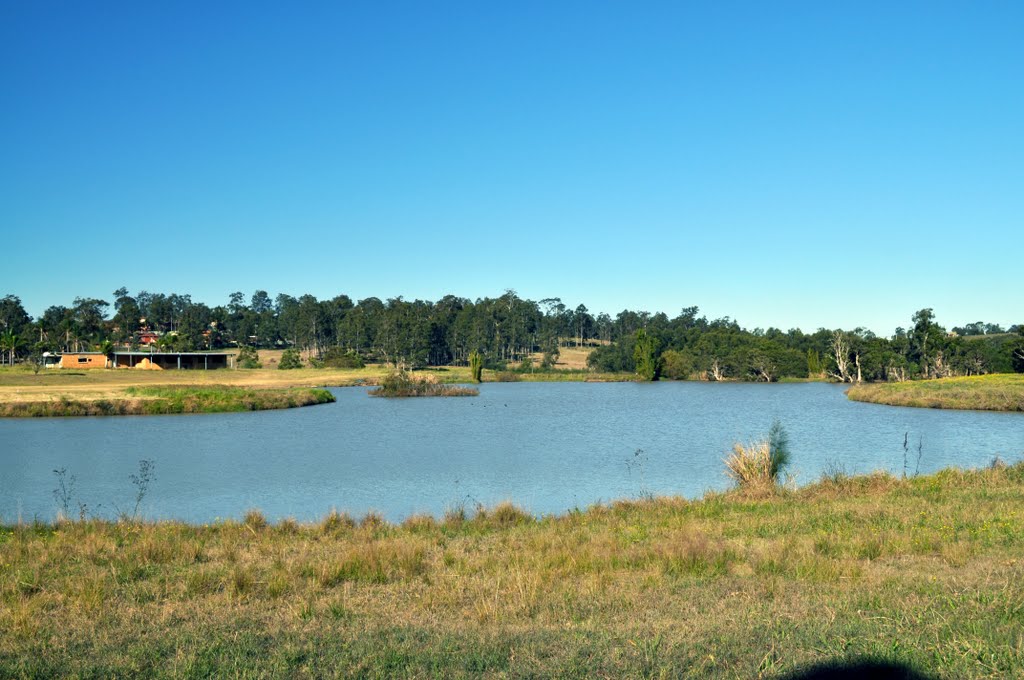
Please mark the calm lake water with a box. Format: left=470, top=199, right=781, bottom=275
left=1, top=382, right=1021, bottom=523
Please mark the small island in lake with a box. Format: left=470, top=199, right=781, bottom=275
left=369, top=370, right=479, bottom=398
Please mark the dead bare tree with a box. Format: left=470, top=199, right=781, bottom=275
left=828, top=331, right=852, bottom=383
left=751, top=353, right=776, bottom=382
left=886, top=362, right=907, bottom=382
left=708, top=357, right=725, bottom=382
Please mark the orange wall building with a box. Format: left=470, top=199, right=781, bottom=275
left=58, top=352, right=110, bottom=369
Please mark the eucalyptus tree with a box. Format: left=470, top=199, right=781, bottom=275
left=573, top=304, right=593, bottom=348
left=0, top=295, right=32, bottom=339
left=431, top=295, right=466, bottom=365
left=111, top=288, right=141, bottom=346
left=537, top=298, right=565, bottom=355
left=615, top=309, right=645, bottom=341
left=71, top=297, right=109, bottom=351
left=594, top=312, right=613, bottom=343
left=294, top=294, right=329, bottom=356
left=909, top=308, right=948, bottom=378
left=274, top=294, right=300, bottom=348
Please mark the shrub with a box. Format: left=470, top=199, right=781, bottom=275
left=278, top=348, right=303, bottom=370
left=320, top=347, right=365, bottom=369
left=236, top=346, right=261, bottom=369
left=660, top=349, right=693, bottom=380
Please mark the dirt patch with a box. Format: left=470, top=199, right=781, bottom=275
left=521, top=344, right=601, bottom=370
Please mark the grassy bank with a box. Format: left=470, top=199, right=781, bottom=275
left=847, top=374, right=1024, bottom=411
left=2, top=464, right=1022, bottom=677
left=0, top=385, right=335, bottom=417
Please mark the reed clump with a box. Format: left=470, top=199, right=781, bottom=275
left=243, top=509, right=268, bottom=531
left=369, top=370, right=478, bottom=397
left=724, top=440, right=775, bottom=487
left=472, top=502, right=534, bottom=529
left=724, top=420, right=791, bottom=489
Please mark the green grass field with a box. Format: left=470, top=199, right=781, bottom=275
left=847, top=373, right=1024, bottom=411
left=2, top=463, right=1022, bottom=677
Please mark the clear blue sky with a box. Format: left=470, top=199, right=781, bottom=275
left=2, top=1, right=1021, bottom=334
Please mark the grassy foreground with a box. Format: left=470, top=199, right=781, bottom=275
left=0, top=385, right=335, bottom=417
left=847, top=374, right=1024, bottom=411
left=2, top=464, right=1023, bottom=678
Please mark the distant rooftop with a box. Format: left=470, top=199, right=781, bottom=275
left=112, top=351, right=232, bottom=357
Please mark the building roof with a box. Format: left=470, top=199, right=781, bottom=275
left=112, top=351, right=232, bottom=357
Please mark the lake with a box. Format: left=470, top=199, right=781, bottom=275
left=1, top=382, right=1021, bottom=523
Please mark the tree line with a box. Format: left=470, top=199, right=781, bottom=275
left=1, top=290, right=1021, bottom=381
left=588, top=308, right=1024, bottom=382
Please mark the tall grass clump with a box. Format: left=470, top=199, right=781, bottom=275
left=725, top=419, right=791, bottom=489
left=244, top=509, right=268, bottom=531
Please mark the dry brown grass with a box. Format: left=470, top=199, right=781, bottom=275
left=521, top=343, right=604, bottom=370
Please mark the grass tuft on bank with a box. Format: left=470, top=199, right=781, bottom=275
left=0, top=385, right=335, bottom=417
left=847, top=373, right=1024, bottom=411
left=2, top=462, right=1023, bottom=677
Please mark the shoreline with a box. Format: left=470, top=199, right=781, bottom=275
left=2, top=367, right=1022, bottom=416
left=0, top=366, right=634, bottom=416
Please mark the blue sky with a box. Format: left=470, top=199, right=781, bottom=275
left=2, top=2, right=1021, bottom=334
